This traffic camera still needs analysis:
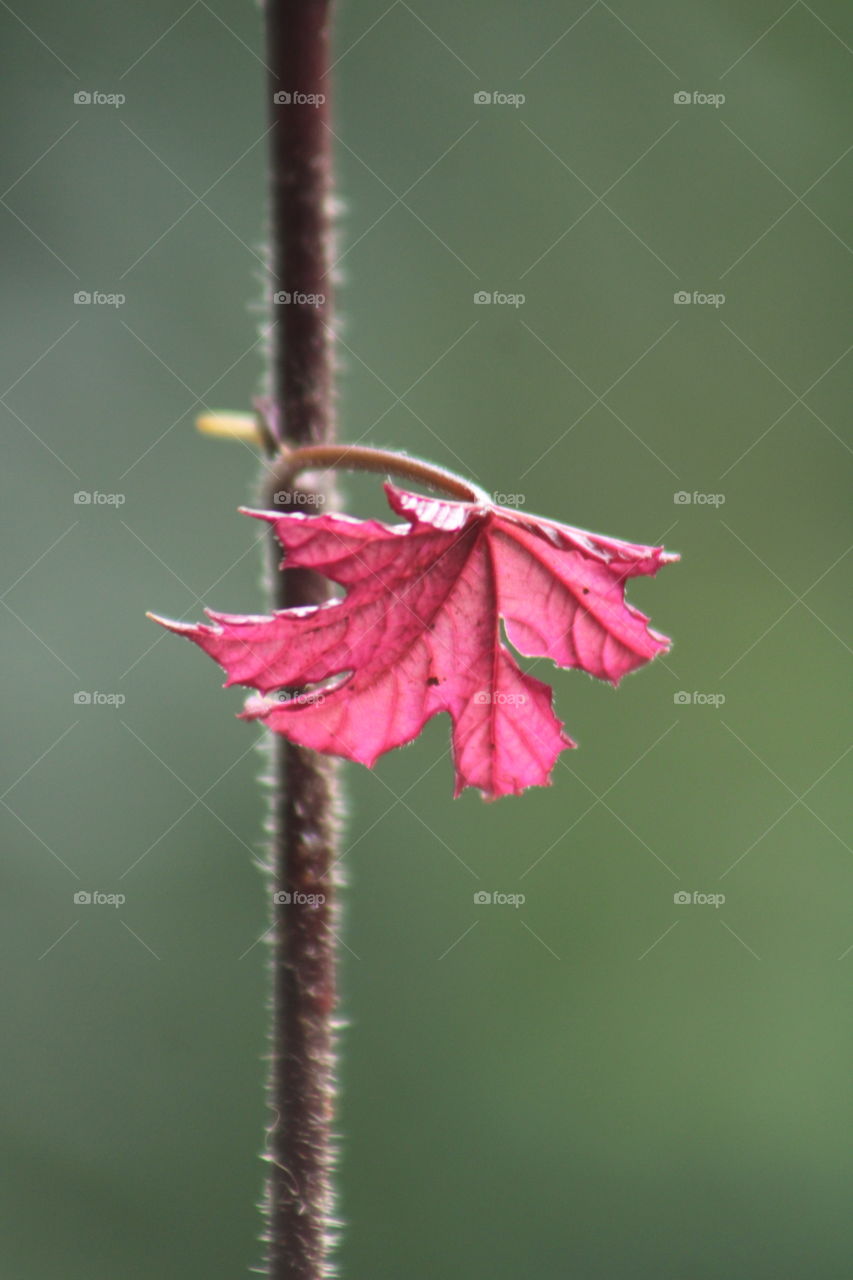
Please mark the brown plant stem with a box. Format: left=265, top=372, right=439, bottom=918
left=270, top=442, right=490, bottom=504
left=262, top=3, right=340, bottom=1278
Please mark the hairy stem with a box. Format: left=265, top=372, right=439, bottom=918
left=262, top=3, right=340, bottom=1278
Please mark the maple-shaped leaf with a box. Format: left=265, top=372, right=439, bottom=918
left=154, top=485, right=677, bottom=799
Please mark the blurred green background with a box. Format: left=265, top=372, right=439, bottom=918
left=2, top=2, right=851, bottom=1276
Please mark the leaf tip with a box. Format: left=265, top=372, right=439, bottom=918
left=238, top=506, right=278, bottom=523
left=196, top=412, right=261, bottom=443
left=146, top=610, right=175, bottom=629
left=147, top=611, right=199, bottom=639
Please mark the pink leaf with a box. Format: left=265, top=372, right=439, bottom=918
left=154, top=485, right=677, bottom=799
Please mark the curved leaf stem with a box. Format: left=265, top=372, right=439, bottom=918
left=270, top=442, right=491, bottom=504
